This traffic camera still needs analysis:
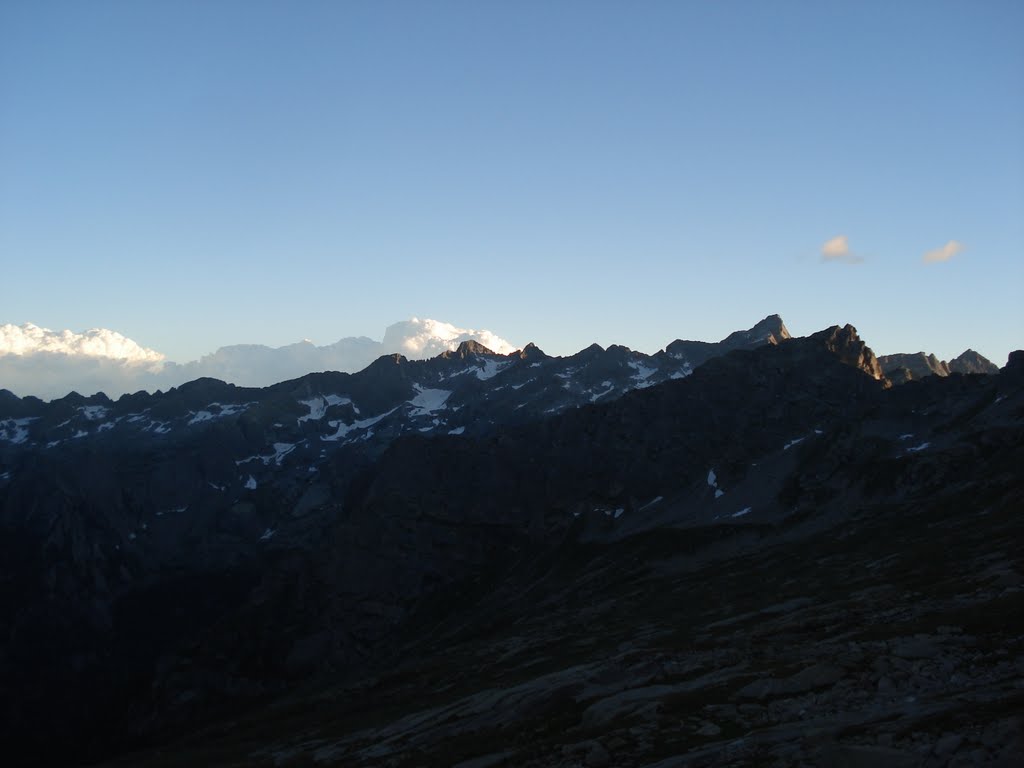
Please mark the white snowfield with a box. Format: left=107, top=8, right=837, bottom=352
left=628, top=360, right=658, bottom=387
left=322, top=406, right=400, bottom=442
left=408, top=386, right=452, bottom=417
left=297, top=395, right=355, bottom=425
left=0, top=417, right=37, bottom=444
left=188, top=402, right=251, bottom=425
left=79, top=405, right=110, bottom=421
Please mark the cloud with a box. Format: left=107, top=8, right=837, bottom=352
left=0, top=323, right=165, bottom=364
left=820, top=235, right=864, bottom=264
left=0, top=319, right=518, bottom=400
left=382, top=318, right=518, bottom=357
left=922, top=240, right=964, bottom=264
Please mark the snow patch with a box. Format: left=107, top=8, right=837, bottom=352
left=714, top=488, right=725, bottom=499
left=259, top=527, right=276, bottom=541
left=707, top=469, right=718, bottom=487
left=190, top=402, right=251, bottom=425
left=628, top=360, right=658, bottom=385
left=783, top=437, right=805, bottom=451
left=245, top=475, right=257, bottom=490
left=907, top=442, right=931, bottom=453
left=669, top=363, right=694, bottom=380
left=322, top=406, right=399, bottom=442
left=0, top=417, right=36, bottom=444
left=297, top=395, right=354, bottom=424
left=638, top=496, right=663, bottom=511
left=474, top=359, right=509, bottom=380
left=408, top=385, right=452, bottom=416
left=79, top=405, right=109, bottom=421
left=732, top=507, right=752, bottom=518
left=270, top=442, right=296, bottom=464
left=325, top=394, right=356, bottom=410
left=298, top=396, right=328, bottom=424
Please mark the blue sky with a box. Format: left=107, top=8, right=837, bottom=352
left=1, top=0, right=1022, bottom=365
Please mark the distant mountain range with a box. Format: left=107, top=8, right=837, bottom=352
left=0, top=318, right=516, bottom=400
left=0, top=315, right=1002, bottom=401
left=1, top=315, right=1020, bottom=766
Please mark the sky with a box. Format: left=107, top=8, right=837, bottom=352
left=1, top=0, right=1022, bottom=367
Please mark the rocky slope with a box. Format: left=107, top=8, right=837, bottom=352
left=880, top=349, right=1000, bottom=384
left=1, top=318, right=1021, bottom=768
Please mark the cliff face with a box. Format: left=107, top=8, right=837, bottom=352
left=880, top=348, right=1000, bottom=383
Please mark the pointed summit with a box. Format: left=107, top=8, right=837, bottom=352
left=517, top=342, right=548, bottom=361
left=719, top=314, right=791, bottom=349
left=810, top=324, right=884, bottom=380
left=664, top=315, right=791, bottom=369
left=444, top=340, right=495, bottom=359
left=949, top=350, right=999, bottom=375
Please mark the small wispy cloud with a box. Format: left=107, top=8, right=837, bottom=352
left=922, top=240, right=964, bottom=264
left=820, top=234, right=863, bottom=264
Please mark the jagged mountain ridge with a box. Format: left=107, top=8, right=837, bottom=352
left=1, top=317, right=1020, bottom=767
left=879, top=348, right=1000, bottom=383
left=0, top=314, right=793, bottom=473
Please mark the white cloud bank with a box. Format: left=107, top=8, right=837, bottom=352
left=0, top=323, right=165, bottom=364
left=820, top=234, right=863, bottom=264
left=922, top=240, right=964, bottom=264
left=0, top=318, right=517, bottom=400
left=382, top=318, right=517, bottom=357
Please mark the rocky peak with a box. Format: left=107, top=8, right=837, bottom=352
left=811, top=324, right=885, bottom=380
left=517, top=342, right=548, bottom=361
left=446, top=340, right=495, bottom=359
left=878, top=352, right=949, bottom=381
left=744, top=314, right=792, bottom=346
left=949, top=349, right=999, bottom=375
left=1004, top=350, right=1024, bottom=379
left=570, top=343, right=606, bottom=363
left=879, top=349, right=999, bottom=383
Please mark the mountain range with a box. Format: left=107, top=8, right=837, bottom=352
left=0, top=317, right=1002, bottom=402
left=0, top=318, right=516, bottom=400
left=0, top=315, right=1021, bottom=767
